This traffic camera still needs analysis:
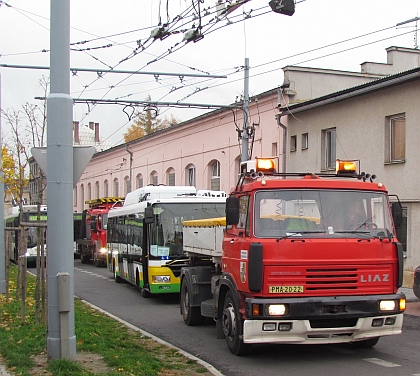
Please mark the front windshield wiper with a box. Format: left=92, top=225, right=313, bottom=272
left=277, top=231, right=326, bottom=241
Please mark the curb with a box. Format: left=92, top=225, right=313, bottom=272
left=80, top=300, right=225, bottom=376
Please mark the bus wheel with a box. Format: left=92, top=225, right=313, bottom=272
left=352, top=337, right=380, bottom=348
left=141, top=288, right=152, bottom=298
left=180, top=277, right=202, bottom=326
left=222, top=290, right=251, bottom=356
left=114, top=266, right=123, bottom=283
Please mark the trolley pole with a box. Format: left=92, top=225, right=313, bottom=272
left=47, top=0, right=76, bottom=359
left=241, top=58, right=250, bottom=163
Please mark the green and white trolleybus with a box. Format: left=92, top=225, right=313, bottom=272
left=107, top=186, right=226, bottom=297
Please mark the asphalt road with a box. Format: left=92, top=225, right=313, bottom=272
left=71, top=261, right=420, bottom=376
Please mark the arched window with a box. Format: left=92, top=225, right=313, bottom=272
left=209, top=160, right=220, bottom=191
left=124, top=176, right=130, bottom=195
left=80, top=184, right=84, bottom=209
left=136, top=173, right=143, bottom=189
left=104, top=180, right=109, bottom=197
left=150, top=171, right=158, bottom=185
left=166, top=167, right=175, bottom=186
left=95, top=181, right=100, bottom=198
left=114, top=178, right=119, bottom=197
left=185, top=164, right=196, bottom=187
left=87, top=183, right=92, bottom=201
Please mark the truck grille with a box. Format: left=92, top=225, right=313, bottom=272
left=305, top=268, right=358, bottom=291
left=265, top=265, right=393, bottom=295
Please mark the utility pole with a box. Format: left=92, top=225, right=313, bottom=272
left=0, top=73, right=5, bottom=295
left=47, top=0, right=76, bottom=359
left=241, top=58, right=250, bottom=163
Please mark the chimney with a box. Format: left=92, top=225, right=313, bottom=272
left=94, top=122, right=100, bottom=143
left=73, top=121, right=80, bottom=143
left=89, top=121, right=94, bottom=130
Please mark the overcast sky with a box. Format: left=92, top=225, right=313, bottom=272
left=1, top=0, right=419, bottom=147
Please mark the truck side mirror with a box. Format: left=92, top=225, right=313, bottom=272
left=226, top=196, right=240, bottom=225
left=144, top=205, right=154, bottom=224
left=90, top=216, right=97, bottom=231
left=392, top=202, right=403, bottom=229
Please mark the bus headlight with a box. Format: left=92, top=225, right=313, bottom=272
left=379, top=300, right=396, bottom=311
left=153, top=276, right=170, bottom=283
left=267, top=304, right=287, bottom=316
left=99, top=247, right=107, bottom=254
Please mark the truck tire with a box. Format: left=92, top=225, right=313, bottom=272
left=93, top=252, right=100, bottom=267
left=352, top=337, right=380, bottom=348
left=180, top=277, right=203, bottom=326
left=81, top=249, right=90, bottom=264
left=222, top=290, right=251, bottom=356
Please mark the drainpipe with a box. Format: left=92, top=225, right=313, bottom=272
left=125, top=144, right=133, bottom=193
left=276, top=87, right=287, bottom=174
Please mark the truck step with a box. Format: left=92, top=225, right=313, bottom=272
left=201, top=299, right=216, bottom=318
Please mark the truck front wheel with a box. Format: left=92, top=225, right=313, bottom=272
left=180, top=277, right=203, bottom=326
left=222, top=290, right=251, bottom=356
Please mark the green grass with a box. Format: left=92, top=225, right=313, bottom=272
left=0, top=265, right=212, bottom=376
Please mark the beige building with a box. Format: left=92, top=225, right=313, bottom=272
left=281, top=47, right=420, bottom=270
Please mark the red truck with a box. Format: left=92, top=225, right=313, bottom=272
left=180, top=158, right=406, bottom=355
left=76, top=197, right=123, bottom=266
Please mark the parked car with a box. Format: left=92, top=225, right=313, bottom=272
left=414, top=265, right=420, bottom=300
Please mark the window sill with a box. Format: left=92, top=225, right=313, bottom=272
left=384, top=160, right=405, bottom=165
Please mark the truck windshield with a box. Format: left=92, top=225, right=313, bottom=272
left=254, top=189, right=394, bottom=238
left=149, top=202, right=225, bottom=259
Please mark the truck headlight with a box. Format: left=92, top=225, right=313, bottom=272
left=152, top=276, right=170, bottom=283
left=267, top=304, right=287, bottom=316
left=99, top=247, right=107, bottom=254
left=379, top=300, right=396, bottom=311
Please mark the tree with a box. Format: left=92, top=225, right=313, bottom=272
left=1, top=75, right=49, bottom=325
left=123, top=95, right=181, bottom=142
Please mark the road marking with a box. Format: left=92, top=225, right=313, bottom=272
left=74, top=268, right=112, bottom=280
left=364, top=358, right=401, bottom=368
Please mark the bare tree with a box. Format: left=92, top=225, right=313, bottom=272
left=1, top=75, right=49, bottom=325
left=23, top=76, right=49, bottom=324
left=2, top=108, right=30, bottom=324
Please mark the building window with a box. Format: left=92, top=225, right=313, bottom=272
left=290, top=135, right=297, bottom=152
left=104, top=180, right=109, bottom=197
left=125, top=176, right=130, bottom=196
left=87, top=183, right=92, bottom=201
left=95, top=181, right=100, bottom=198
left=74, top=188, right=77, bottom=207
left=271, top=142, right=278, bottom=156
left=302, top=133, right=308, bottom=150
left=150, top=171, right=158, bottom=185
left=187, top=165, right=196, bottom=187
left=210, top=160, right=220, bottom=191
left=80, top=185, right=84, bottom=208
left=322, top=128, right=336, bottom=170
left=136, top=174, right=143, bottom=189
left=114, top=179, right=119, bottom=197
left=386, top=114, right=405, bottom=163
left=166, top=168, right=175, bottom=186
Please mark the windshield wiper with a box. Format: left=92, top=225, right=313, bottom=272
left=277, top=231, right=326, bottom=241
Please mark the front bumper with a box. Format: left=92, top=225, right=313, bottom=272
left=243, top=294, right=405, bottom=344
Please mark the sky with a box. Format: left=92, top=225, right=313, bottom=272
left=1, top=0, right=419, bottom=148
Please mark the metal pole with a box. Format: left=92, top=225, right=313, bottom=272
left=0, top=73, right=5, bottom=294
left=241, top=58, right=250, bottom=163
left=47, top=0, right=76, bottom=359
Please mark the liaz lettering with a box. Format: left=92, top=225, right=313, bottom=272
left=360, top=274, right=389, bottom=283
